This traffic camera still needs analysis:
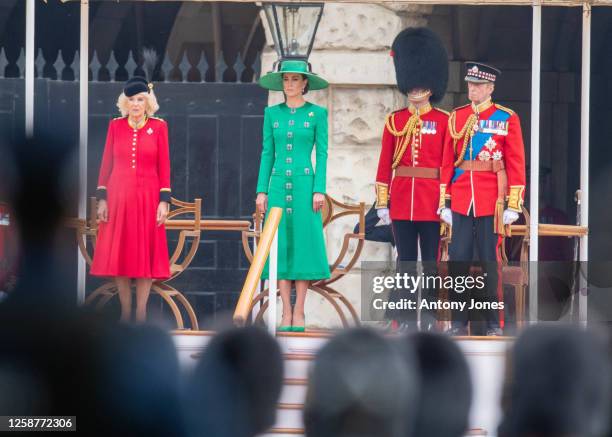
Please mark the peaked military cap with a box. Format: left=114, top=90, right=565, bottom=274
left=464, top=62, right=501, bottom=83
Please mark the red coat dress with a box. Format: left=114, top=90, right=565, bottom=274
left=375, top=104, right=449, bottom=221
left=439, top=100, right=526, bottom=218
left=91, top=116, right=171, bottom=279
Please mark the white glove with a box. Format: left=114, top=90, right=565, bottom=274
left=439, top=207, right=453, bottom=226
left=503, top=209, right=520, bottom=225
left=376, top=208, right=391, bottom=225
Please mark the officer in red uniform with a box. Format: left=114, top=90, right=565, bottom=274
left=375, top=28, right=449, bottom=329
left=439, top=62, right=526, bottom=336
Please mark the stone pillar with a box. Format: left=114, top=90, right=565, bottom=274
left=260, top=3, right=434, bottom=328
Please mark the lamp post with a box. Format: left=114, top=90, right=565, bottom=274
left=262, top=2, right=324, bottom=65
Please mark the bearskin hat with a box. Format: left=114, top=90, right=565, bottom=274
left=391, top=27, right=449, bottom=103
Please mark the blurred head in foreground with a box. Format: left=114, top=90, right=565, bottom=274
left=304, top=328, right=418, bottom=437
left=186, top=326, right=283, bottom=437
left=398, top=332, right=472, bottom=437
left=499, top=325, right=611, bottom=437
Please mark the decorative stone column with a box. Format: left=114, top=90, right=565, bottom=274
left=260, top=2, right=434, bottom=328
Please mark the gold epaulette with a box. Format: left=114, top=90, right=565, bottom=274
left=454, top=103, right=471, bottom=111
left=494, top=103, right=515, bottom=116
left=434, top=107, right=450, bottom=116
left=384, top=110, right=408, bottom=137
left=113, top=116, right=126, bottom=120
left=149, top=116, right=166, bottom=122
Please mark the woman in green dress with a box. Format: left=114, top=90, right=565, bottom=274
left=256, top=60, right=331, bottom=332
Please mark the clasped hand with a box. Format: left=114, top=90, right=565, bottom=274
left=97, top=199, right=169, bottom=226
left=255, top=192, right=325, bottom=213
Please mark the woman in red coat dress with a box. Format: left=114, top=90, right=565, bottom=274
left=91, top=77, right=172, bottom=323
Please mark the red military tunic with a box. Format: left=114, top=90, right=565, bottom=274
left=440, top=100, right=526, bottom=218
left=91, top=116, right=172, bottom=279
left=375, top=104, right=449, bottom=221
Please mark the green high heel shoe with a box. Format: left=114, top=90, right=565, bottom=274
left=278, top=314, right=292, bottom=332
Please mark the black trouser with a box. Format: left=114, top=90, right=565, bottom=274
left=386, top=220, right=439, bottom=322
left=448, top=212, right=500, bottom=331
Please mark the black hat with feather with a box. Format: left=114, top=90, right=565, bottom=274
left=390, top=27, right=449, bottom=103
left=123, top=48, right=158, bottom=97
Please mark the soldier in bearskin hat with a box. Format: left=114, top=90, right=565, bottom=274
left=374, top=27, right=449, bottom=331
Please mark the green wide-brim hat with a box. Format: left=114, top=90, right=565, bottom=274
left=259, top=59, right=329, bottom=91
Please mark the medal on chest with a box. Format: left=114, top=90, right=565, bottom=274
left=421, top=120, right=437, bottom=135
left=479, top=119, right=508, bottom=135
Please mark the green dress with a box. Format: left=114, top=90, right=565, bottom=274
left=256, top=102, right=331, bottom=280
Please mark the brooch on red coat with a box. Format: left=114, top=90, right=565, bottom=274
left=484, top=137, right=497, bottom=151
left=147, top=127, right=153, bottom=135
left=478, top=150, right=491, bottom=161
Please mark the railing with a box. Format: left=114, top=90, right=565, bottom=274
left=0, top=47, right=262, bottom=83
left=233, top=207, right=282, bottom=334
left=164, top=219, right=251, bottom=232
left=508, top=223, right=588, bottom=237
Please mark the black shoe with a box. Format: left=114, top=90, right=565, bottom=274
left=419, top=309, right=436, bottom=331
left=445, top=326, right=468, bottom=336
left=420, top=320, right=438, bottom=332
left=486, top=328, right=503, bottom=337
